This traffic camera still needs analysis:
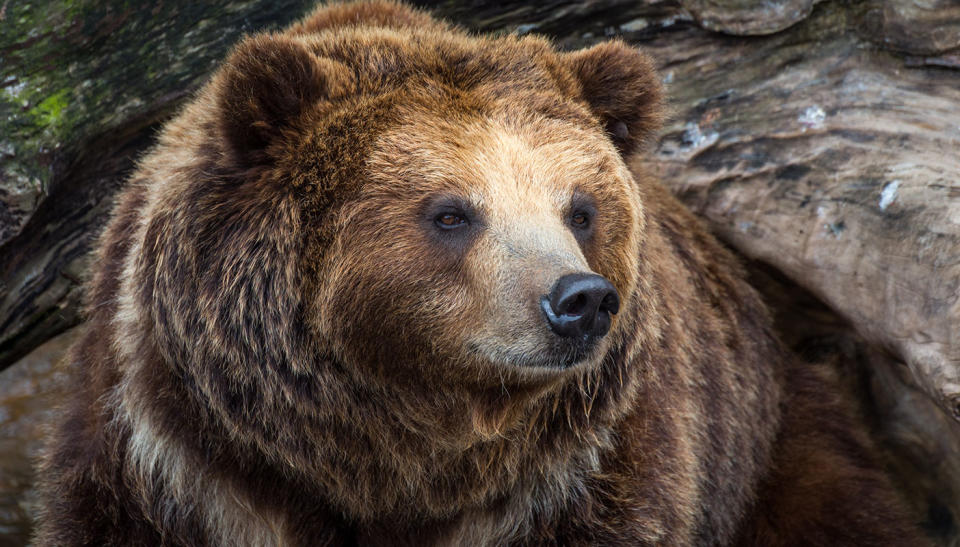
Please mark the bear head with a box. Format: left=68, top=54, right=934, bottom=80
left=129, top=3, right=666, bottom=520
left=212, top=24, right=663, bottom=379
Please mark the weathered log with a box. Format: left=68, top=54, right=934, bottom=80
left=634, top=0, right=960, bottom=430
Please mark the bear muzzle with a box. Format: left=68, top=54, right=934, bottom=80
left=540, top=273, right=620, bottom=342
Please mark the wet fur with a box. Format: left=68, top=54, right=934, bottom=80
left=35, top=2, right=924, bottom=545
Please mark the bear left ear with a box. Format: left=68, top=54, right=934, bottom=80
left=564, top=41, right=664, bottom=157
left=215, top=34, right=354, bottom=167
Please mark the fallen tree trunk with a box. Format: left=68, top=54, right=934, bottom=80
left=1, top=0, right=958, bottom=542
left=639, top=0, right=960, bottom=433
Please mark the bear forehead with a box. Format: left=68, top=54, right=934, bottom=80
left=303, top=25, right=579, bottom=98
left=366, top=113, right=626, bottom=211
left=280, top=28, right=625, bottom=209
left=302, top=26, right=595, bottom=133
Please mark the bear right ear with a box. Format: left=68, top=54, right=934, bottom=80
left=563, top=41, right=664, bottom=157
left=215, top=35, right=354, bottom=167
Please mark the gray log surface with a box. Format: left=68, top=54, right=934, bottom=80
left=1, top=0, right=958, bottom=543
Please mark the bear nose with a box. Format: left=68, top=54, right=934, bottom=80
left=540, top=273, right=620, bottom=339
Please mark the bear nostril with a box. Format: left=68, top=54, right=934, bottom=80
left=563, top=294, right=587, bottom=316
left=599, top=291, right=620, bottom=315
left=542, top=273, right=620, bottom=339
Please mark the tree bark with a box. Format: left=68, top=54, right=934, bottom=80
left=639, top=0, right=960, bottom=432
left=1, top=0, right=958, bottom=542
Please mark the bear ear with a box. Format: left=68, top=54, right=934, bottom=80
left=564, top=41, right=664, bottom=157
left=215, top=34, right=353, bottom=167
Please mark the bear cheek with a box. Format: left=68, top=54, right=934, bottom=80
left=317, top=209, right=485, bottom=374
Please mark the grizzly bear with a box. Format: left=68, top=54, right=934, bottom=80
left=35, top=2, right=925, bottom=545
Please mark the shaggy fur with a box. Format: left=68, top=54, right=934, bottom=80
left=35, top=2, right=924, bottom=545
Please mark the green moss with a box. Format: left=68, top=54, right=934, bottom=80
left=32, top=89, right=70, bottom=129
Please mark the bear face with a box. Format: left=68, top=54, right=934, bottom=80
left=326, top=95, right=642, bottom=376
left=217, top=29, right=662, bottom=383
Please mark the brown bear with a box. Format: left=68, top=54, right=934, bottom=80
left=34, top=2, right=925, bottom=545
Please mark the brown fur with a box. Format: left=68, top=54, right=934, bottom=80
left=35, top=2, right=925, bottom=545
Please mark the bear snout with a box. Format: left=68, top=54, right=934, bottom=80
left=540, top=273, right=620, bottom=341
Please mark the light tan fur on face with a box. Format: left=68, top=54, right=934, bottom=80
left=366, top=109, right=640, bottom=372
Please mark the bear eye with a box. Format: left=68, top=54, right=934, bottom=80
left=571, top=211, right=590, bottom=229
left=435, top=212, right=468, bottom=229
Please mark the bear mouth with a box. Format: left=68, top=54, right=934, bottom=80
left=546, top=336, right=605, bottom=368
left=468, top=335, right=605, bottom=371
